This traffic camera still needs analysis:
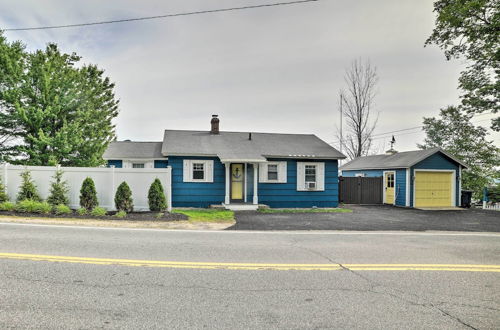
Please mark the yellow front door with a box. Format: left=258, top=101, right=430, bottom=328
left=415, top=171, right=453, bottom=207
left=384, top=172, right=395, bottom=204
left=231, top=164, right=244, bottom=202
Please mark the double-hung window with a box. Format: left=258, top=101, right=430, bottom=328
left=183, top=159, right=214, bottom=183
left=132, top=163, right=145, bottom=168
left=267, top=164, right=278, bottom=181
left=259, top=161, right=287, bottom=183
left=297, top=162, right=325, bottom=191
left=192, top=163, right=205, bottom=180
left=305, top=165, right=316, bottom=183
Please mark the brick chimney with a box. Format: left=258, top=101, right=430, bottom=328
left=210, top=115, right=219, bottom=134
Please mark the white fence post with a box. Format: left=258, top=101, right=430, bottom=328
left=167, top=166, right=172, bottom=212
left=110, top=165, right=115, bottom=211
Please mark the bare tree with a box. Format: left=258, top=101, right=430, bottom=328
left=337, top=58, right=378, bottom=160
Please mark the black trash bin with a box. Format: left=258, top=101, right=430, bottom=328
left=461, top=190, right=473, bottom=208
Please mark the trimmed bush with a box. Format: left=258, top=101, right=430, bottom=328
left=148, top=178, right=167, bottom=212
left=76, top=208, right=87, bottom=216
left=16, top=200, right=51, bottom=214
left=47, top=170, right=69, bottom=206
left=90, top=206, right=107, bottom=217
left=114, top=181, right=133, bottom=212
left=17, top=170, right=42, bottom=202
left=0, top=201, right=15, bottom=211
left=54, top=204, right=72, bottom=215
left=80, top=177, right=98, bottom=210
left=114, top=210, right=127, bottom=218
left=0, top=177, right=8, bottom=203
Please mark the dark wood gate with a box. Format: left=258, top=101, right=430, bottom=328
left=339, top=176, right=383, bottom=204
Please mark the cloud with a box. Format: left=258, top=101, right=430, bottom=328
left=1, top=0, right=497, bottom=151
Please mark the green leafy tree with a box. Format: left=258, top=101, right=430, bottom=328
left=419, top=106, right=500, bottom=198
left=114, top=181, right=133, bottom=213
left=425, top=0, right=499, bottom=130
left=0, top=31, right=119, bottom=165
left=16, top=170, right=42, bottom=202
left=47, top=170, right=69, bottom=206
left=79, top=177, right=98, bottom=210
left=148, top=178, right=167, bottom=212
left=0, top=176, right=8, bottom=202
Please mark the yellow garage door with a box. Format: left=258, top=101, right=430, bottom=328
left=415, top=172, right=453, bottom=207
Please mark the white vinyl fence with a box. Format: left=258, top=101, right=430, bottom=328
left=482, top=202, right=500, bottom=211
left=1, top=164, right=172, bottom=212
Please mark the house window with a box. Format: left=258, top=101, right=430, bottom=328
left=132, top=163, right=145, bottom=168
left=192, top=163, right=205, bottom=180
left=183, top=159, right=214, bottom=183
left=305, top=165, right=317, bottom=183
left=297, top=162, right=325, bottom=191
left=259, top=161, right=287, bottom=183
left=267, top=164, right=278, bottom=181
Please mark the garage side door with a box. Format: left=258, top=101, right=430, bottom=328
left=414, top=171, right=453, bottom=207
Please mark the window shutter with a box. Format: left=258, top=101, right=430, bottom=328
left=317, top=162, right=325, bottom=191
left=259, top=163, right=267, bottom=182
left=278, top=161, right=287, bottom=183
left=183, top=160, right=190, bottom=182
left=206, top=160, right=214, bottom=182
left=296, top=162, right=305, bottom=191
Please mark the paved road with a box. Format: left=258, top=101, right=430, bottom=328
left=230, top=205, right=500, bottom=231
left=0, top=223, right=499, bottom=329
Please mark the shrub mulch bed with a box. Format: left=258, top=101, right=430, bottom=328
left=0, top=211, right=188, bottom=222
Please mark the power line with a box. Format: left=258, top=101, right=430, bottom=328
left=3, top=0, right=320, bottom=32
left=330, top=111, right=495, bottom=146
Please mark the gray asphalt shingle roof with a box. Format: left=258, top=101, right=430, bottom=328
left=340, top=148, right=467, bottom=170
left=161, top=130, right=345, bottom=162
left=103, top=141, right=164, bottom=159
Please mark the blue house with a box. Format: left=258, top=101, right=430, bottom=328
left=103, top=115, right=346, bottom=209
left=340, top=148, right=467, bottom=208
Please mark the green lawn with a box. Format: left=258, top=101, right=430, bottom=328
left=172, top=209, right=235, bottom=222
left=257, top=208, right=352, bottom=214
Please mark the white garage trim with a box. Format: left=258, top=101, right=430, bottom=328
left=412, top=169, right=456, bottom=208
left=405, top=168, right=410, bottom=207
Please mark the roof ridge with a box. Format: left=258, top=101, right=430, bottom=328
left=163, top=129, right=315, bottom=136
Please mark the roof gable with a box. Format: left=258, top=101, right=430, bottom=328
left=340, top=148, right=467, bottom=170
left=103, top=141, right=164, bottom=159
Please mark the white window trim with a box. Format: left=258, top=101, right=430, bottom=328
left=259, top=161, right=287, bottom=183
left=297, top=162, right=325, bottom=191
left=183, top=159, right=214, bottom=183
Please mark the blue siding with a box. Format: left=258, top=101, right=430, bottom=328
left=394, top=169, right=407, bottom=207
left=154, top=160, right=169, bottom=168
left=258, top=158, right=339, bottom=208
left=410, top=153, right=460, bottom=207
left=169, top=156, right=225, bottom=208
left=247, top=164, right=254, bottom=202
left=342, top=168, right=407, bottom=207
left=107, top=160, right=122, bottom=168
left=342, top=170, right=384, bottom=177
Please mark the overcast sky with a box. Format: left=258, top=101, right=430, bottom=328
left=1, top=0, right=498, bottom=153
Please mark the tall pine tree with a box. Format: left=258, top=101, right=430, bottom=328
left=0, top=32, right=119, bottom=166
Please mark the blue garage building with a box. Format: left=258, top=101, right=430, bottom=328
left=340, top=148, right=467, bottom=208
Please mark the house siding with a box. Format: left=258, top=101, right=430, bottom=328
left=154, top=160, right=169, bottom=168
left=107, top=160, right=123, bottom=168
left=342, top=170, right=384, bottom=177
left=258, top=158, right=339, bottom=208
left=410, top=153, right=459, bottom=207
left=169, top=156, right=225, bottom=208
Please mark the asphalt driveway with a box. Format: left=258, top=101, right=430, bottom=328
left=228, top=205, right=500, bottom=232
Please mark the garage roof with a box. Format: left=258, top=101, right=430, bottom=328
left=340, top=148, right=467, bottom=170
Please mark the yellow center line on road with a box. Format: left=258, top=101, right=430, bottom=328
left=0, top=252, right=499, bottom=272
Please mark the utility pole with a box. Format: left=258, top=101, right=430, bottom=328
left=339, top=93, right=343, bottom=165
